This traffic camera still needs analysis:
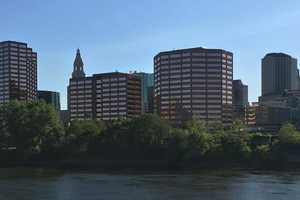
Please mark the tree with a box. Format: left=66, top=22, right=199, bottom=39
left=126, top=114, right=171, bottom=146
left=211, top=120, right=251, bottom=160
left=278, top=123, right=300, bottom=145
left=184, top=117, right=207, bottom=135
left=230, top=120, right=247, bottom=133
left=269, top=123, right=300, bottom=163
left=65, top=120, right=105, bottom=153
left=100, top=118, right=130, bottom=145
left=206, top=121, right=224, bottom=134
left=182, top=118, right=212, bottom=161
left=0, top=101, right=64, bottom=159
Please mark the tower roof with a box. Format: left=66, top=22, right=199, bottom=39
left=72, top=48, right=85, bottom=78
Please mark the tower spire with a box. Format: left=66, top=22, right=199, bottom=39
left=72, top=48, right=85, bottom=78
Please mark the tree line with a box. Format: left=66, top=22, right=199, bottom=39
left=0, top=101, right=300, bottom=169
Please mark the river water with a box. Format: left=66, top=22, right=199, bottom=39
left=0, top=168, right=299, bottom=200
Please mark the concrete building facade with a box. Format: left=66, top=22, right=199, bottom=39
left=68, top=49, right=142, bottom=121
left=262, top=53, right=299, bottom=96
left=154, top=47, right=233, bottom=126
left=257, top=90, right=300, bottom=132
left=0, top=41, right=37, bottom=104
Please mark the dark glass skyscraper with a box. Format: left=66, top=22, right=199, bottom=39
left=0, top=41, right=37, bottom=104
left=262, top=53, right=299, bottom=96
left=134, top=72, right=154, bottom=113
left=38, top=90, right=61, bottom=111
left=232, top=80, right=248, bottom=122
left=233, top=80, right=248, bottom=107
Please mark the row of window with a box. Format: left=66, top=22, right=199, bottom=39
left=161, top=113, right=223, bottom=118
left=96, top=101, right=127, bottom=106
left=70, top=77, right=128, bottom=85
left=155, top=53, right=232, bottom=61
left=158, top=79, right=227, bottom=85
left=96, top=112, right=127, bottom=116
left=69, top=90, right=91, bottom=94
left=155, top=63, right=232, bottom=69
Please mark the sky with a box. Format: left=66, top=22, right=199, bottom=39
left=1, top=0, right=300, bottom=109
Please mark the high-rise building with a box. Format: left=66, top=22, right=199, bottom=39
left=232, top=80, right=248, bottom=122
left=233, top=80, right=248, bottom=107
left=257, top=90, right=300, bottom=132
left=134, top=72, right=154, bottom=113
left=259, top=53, right=300, bottom=132
left=262, top=53, right=299, bottom=96
left=38, top=90, right=61, bottom=111
left=0, top=41, right=37, bottom=104
left=154, top=47, right=233, bottom=126
left=68, top=49, right=142, bottom=121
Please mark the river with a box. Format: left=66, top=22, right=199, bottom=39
left=0, top=168, right=299, bottom=199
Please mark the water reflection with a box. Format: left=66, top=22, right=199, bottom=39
left=0, top=169, right=299, bottom=200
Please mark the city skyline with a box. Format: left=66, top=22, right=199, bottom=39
left=2, top=0, right=300, bottom=109
left=1, top=2, right=300, bottom=198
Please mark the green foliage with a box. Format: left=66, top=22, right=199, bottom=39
left=269, top=123, right=300, bottom=162
left=230, top=120, right=246, bottom=133
left=0, top=101, right=64, bottom=158
left=98, top=114, right=171, bottom=147
left=166, top=128, right=189, bottom=163
left=126, top=114, right=171, bottom=146
left=184, top=117, right=207, bottom=134
left=65, top=120, right=105, bottom=153
left=2, top=102, right=300, bottom=167
left=209, top=120, right=251, bottom=160
left=278, top=123, right=300, bottom=145
left=253, top=145, right=270, bottom=161
left=182, top=118, right=212, bottom=160
left=207, top=121, right=224, bottom=134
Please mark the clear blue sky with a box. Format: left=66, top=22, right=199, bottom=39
left=1, top=0, right=300, bottom=109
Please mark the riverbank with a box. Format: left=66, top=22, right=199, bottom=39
left=3, top=105, right=300, bottom=174
left=2, top=158, right=300, bottom=172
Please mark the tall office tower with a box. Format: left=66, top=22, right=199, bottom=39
left=232, top=80, right=248, bottom=122
left=233, top=80, right=248, bottom=107
left=67, top=49, right=90, bottom=119
left=134, top=72, right=154, bottom=113
left=93, top=72, right=141, bottom=120
left=0, top=41, right=37, bottom=104
left=262, top=53, right=299, bottom=96
left=154, top=47, right=233, bottom=126
left=38, top=90, right=61, bottom=111
left=68, top=49, right=142, bottom=121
